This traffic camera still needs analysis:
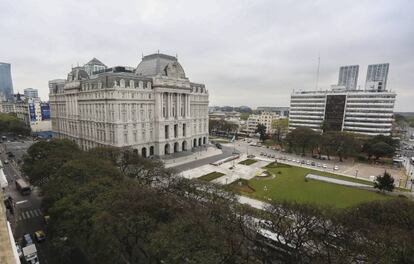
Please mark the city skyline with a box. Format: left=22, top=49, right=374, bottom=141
left=1, top=0, right=413, bottom=111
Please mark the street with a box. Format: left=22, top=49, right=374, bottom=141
left=1, top=140, right=52, bottom=264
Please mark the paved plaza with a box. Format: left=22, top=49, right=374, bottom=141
left=180, top=154, right=271, bottom=184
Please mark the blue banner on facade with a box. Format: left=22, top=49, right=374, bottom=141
left=28, top=103, right=36, bottom=122
left=40, top=103, right=50, bottom=120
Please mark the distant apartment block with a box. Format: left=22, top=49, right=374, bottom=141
left=246, top=112, right=279, bottom=134
left=24, top=88, right=38, bottom=98
left=365, top=63, right=389, bottom=91
left=338, top=65, right=359, bottom=90
left=256, top=106, right=289, bottom=117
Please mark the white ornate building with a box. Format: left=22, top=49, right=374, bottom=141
left=49, top=53, right=209, bottom=156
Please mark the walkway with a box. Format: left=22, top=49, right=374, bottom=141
left=305, top=174, right=372, bottom=188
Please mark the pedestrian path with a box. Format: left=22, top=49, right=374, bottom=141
left=17, top=208, right=42, bottom=221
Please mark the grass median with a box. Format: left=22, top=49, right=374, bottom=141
left=239, top=159, right=257, bottom=165
left=198, top=171, right=225, bottom=182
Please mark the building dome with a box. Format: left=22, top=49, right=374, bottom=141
left=135, top=53, right=186, bottom=78
left=67, top=67, right=89, bottom=81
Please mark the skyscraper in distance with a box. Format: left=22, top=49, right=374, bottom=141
left=338, top=65, right=359, bottom=90
left=0, top=62, right=14, bottom=101
left=365, top=63, right=389, bottom=91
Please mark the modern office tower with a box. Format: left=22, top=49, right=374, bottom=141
left=0, top=62, right=14, bottom=101
left=83, top=58, right=107, bottom=76
left=49, top=53, right=209, bottom=156
left=338, top=65, right=359, bottom=90
left=24, top=88, right=39, bottom=98
left=289, top=89, right=396, bottom=136
left=365, top=63, right=389, bottom=91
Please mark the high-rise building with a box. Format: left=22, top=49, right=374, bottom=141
left=0, top=62, right=14, bottom=101
left=49, top=53, right=209, bottom=156
left=365, top=63, right=389, bottom=91
left=24, top=88, right=39, bottom=98
left=338, top=65, right=359, bottom=90
left=288, top=89, right=396, bottom=136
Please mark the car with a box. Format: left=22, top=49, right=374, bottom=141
left=300, top=160, right=305, bottom=164
left=311, top=162, right=315, bottom=166
left=333, top=165, right=339, bottom=170
left=15, top=242, right=23, bottom=258
left=317, top=163, right=321, bottom=167
left=3, top=159, right=8, bottom=164
left=260, top=152, right=264, bottom=156
left=247, top=154, right=255, bottom=159
left=322, top=164, right=327, bottom=168
left=306, top=160, right=311, bottom=165
left=296, top=160, right=300, bottom=163
left=34, top=230, right=46, bottom=242
left=271, top=154, right=275, bottom=158
left=23, top=234, right=33, bottom=246
left=292, top=159, right=296, bottom=162
left=215, top=143, right=222, bottom=149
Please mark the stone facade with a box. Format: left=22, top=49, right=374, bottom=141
left=49, top=53, right=209, bottom=156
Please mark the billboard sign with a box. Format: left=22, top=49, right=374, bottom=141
left=28, top=102, right=36, bottom=122
left=40, top=102, right=50, bottom=120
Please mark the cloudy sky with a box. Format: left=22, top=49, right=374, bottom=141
left=1, top=0, right=413, bottom=111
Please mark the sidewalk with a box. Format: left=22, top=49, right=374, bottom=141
left=164, top=146, right=223, bottom=168
left=0, top=189, right=18, bottom=264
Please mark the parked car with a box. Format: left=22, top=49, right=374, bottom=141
left=322, top=164, right=327, bottom=168
left=333, top=165, right=339, bottom=171
left=317, top=163, right=321, bottom=167
left=3, top=159, right=8, bottom=164
left=306, top=160, right=311, bottom=165
left=15, top=242, right=23, bottom=258
left=34, top=230, right=46, bottom=243
left=311, top=162, right=315, bottom=166
left=215, top=143, right=222, bottom=149
left=292, top=159, right=296, bottom=162
left=23, top=234, right=33, bottom=246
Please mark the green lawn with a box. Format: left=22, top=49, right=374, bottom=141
left=230, top=163, right=394, bottom=208
left=198, top=171, right=225, bottom=182
left=239, top=159, right=258, bottom=165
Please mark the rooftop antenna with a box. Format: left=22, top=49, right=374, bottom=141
left=157, top=49, right=160, bottom=54
left=315, top=54, right=320, bottom=90
left=141, top=52, right=144, bottom=59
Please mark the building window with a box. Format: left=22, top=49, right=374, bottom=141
left=165, top=125, right=169, bottom=139
left=174, top=124, right=178, bottom=138
left=183, top=124, right=186, bottom=137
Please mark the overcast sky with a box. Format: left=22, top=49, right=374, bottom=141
left=1, top=0, right=413, bottom=111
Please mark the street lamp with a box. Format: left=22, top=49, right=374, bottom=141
left=355, top=169, right=358, bottom=178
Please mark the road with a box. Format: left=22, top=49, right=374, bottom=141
left=1, top=140, right=52, bottom=264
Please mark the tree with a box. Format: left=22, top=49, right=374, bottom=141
left=368, top=141, right=395, bottom=160
left=271, top=118, right=288, bottom=142
left=374, top=171, right=395, bottom=192
left=285, top=127, right=317, bottom=155
left=255, top=123, right=267, bottom=141
left=0, top=113, right=31, bottom=136
left=22, top=139, right=82, bottom=186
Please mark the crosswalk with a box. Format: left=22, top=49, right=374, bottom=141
left=17, top=208, right=43, bottom=221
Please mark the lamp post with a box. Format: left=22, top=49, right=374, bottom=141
left=355, top=169, right=359, bottom=178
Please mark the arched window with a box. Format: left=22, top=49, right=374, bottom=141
left=129, top=80, right=135, bottom=89
left=120, top=79, right=125, bottom=88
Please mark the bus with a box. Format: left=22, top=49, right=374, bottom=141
left=16, top=179, right=31, bottom=195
